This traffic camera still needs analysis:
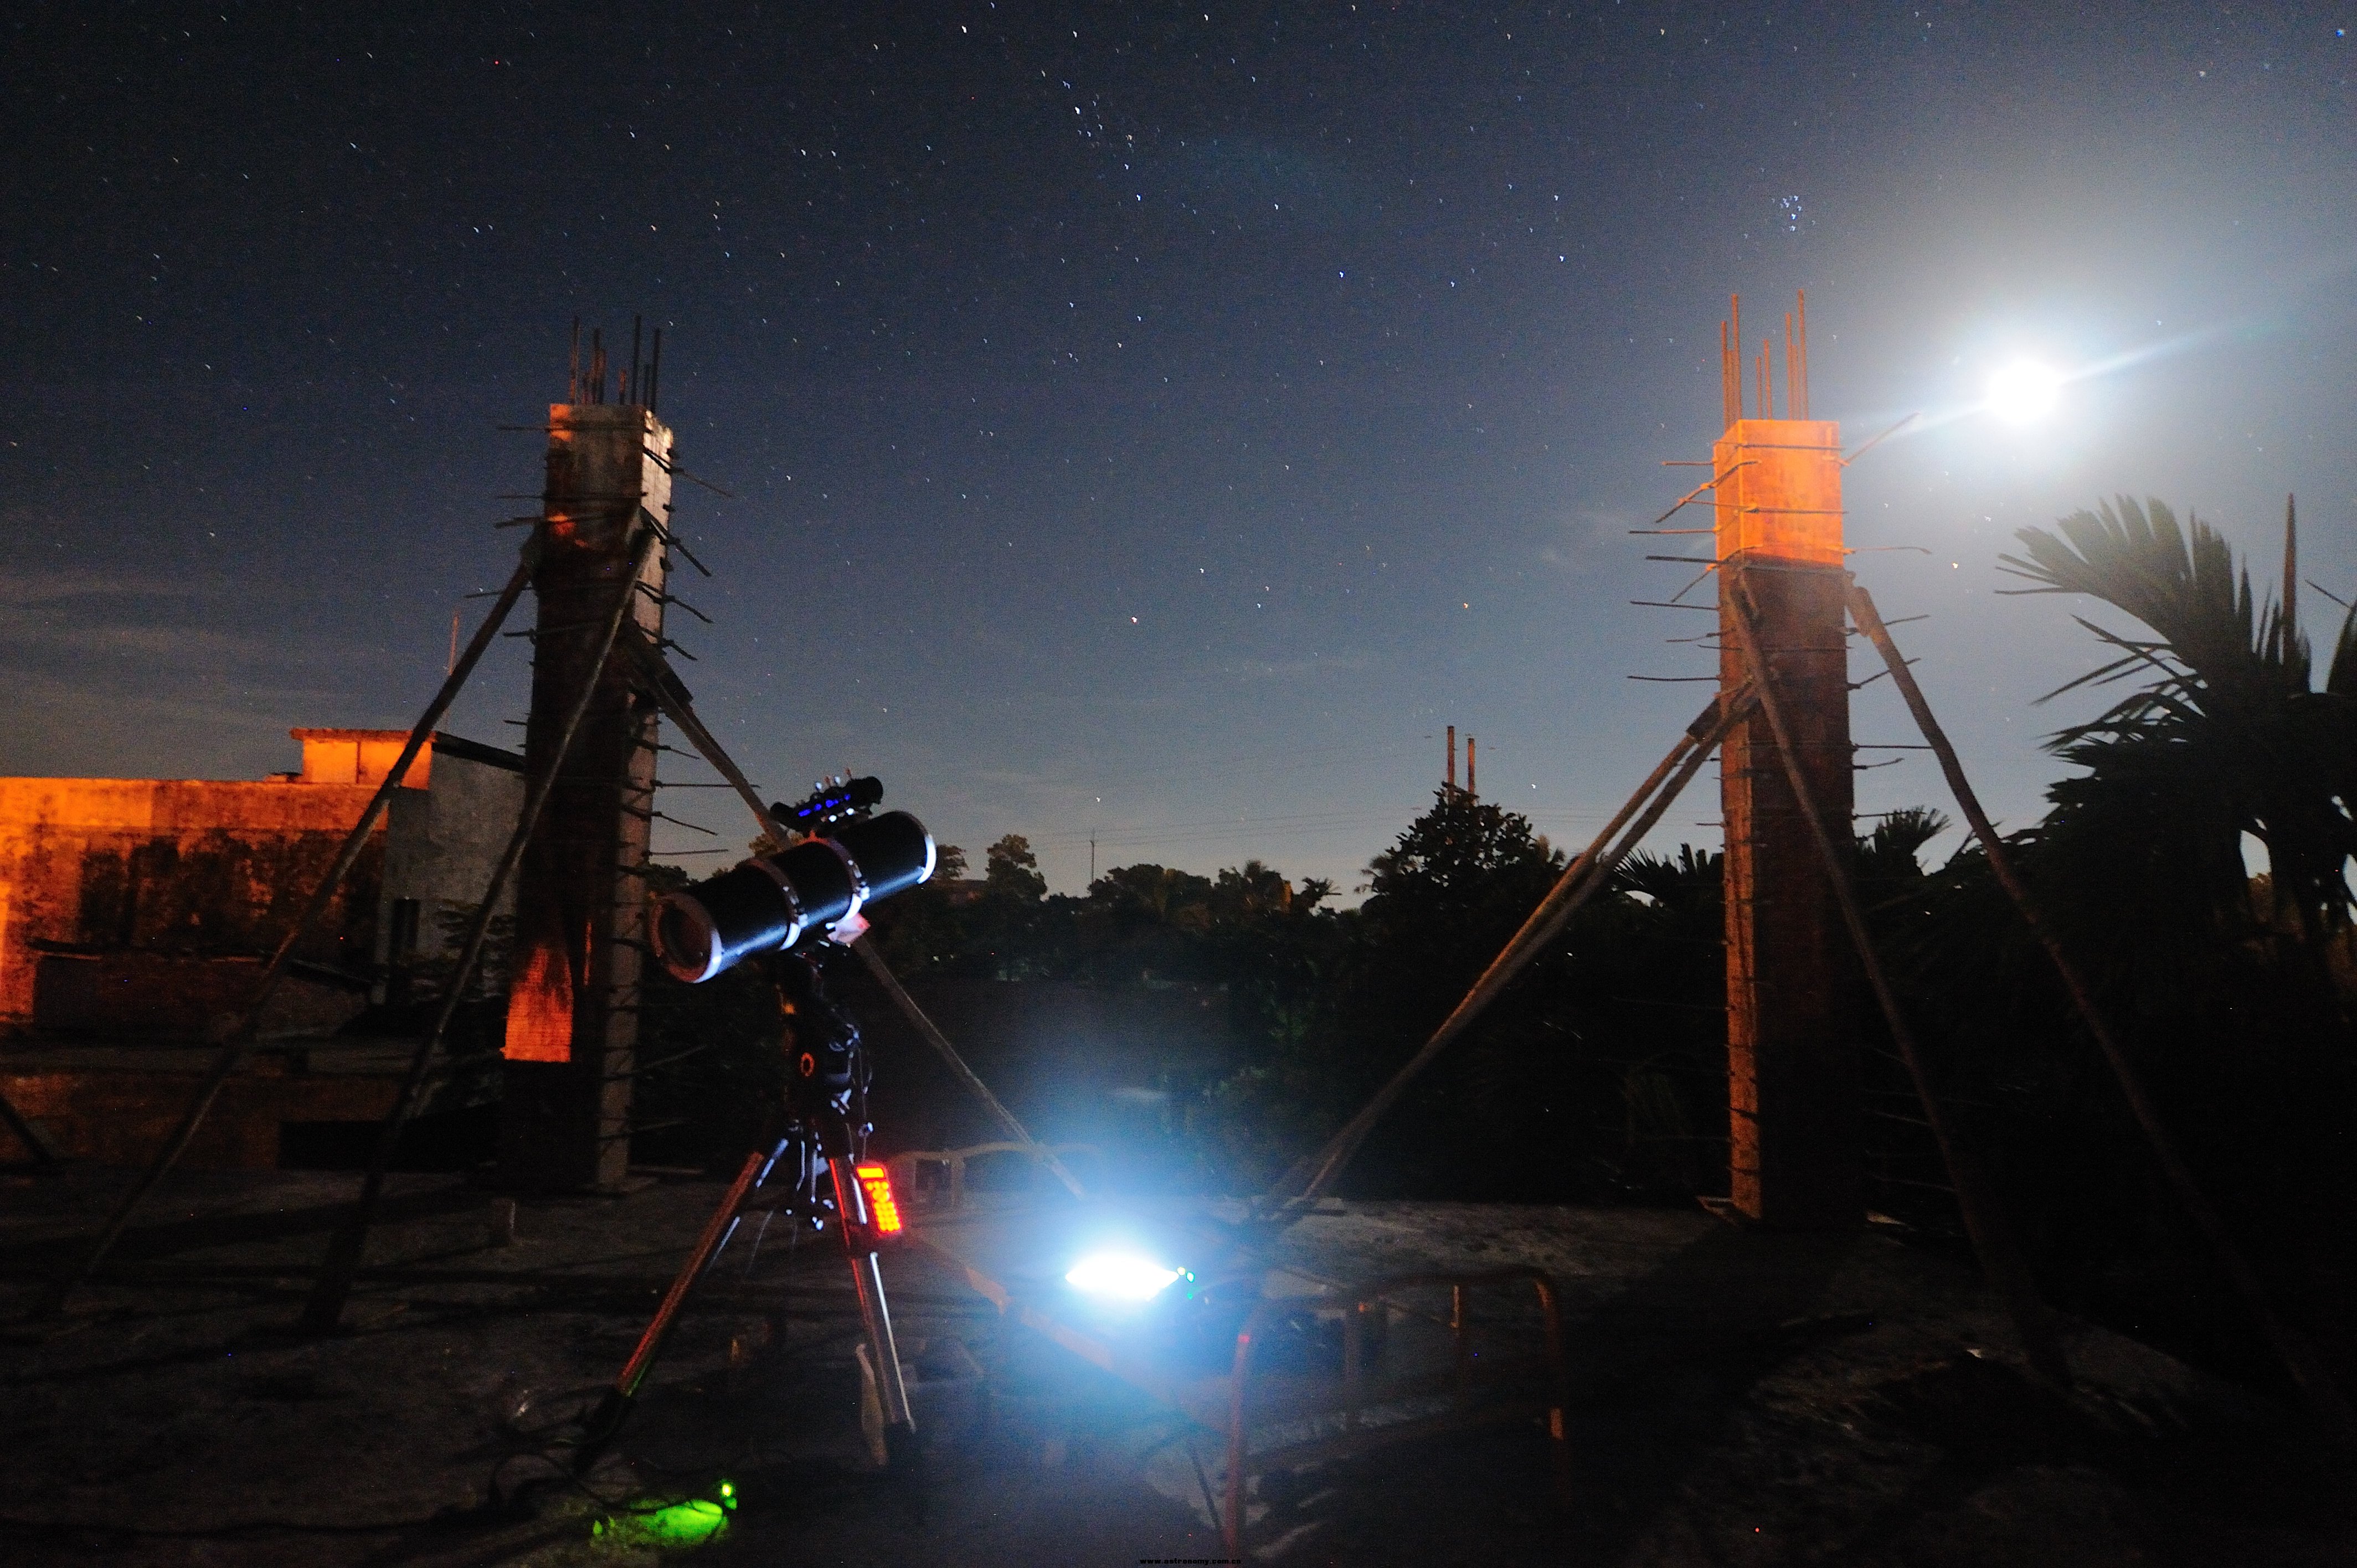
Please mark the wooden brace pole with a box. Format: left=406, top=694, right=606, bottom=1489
left=1846, top=581, right=2357, bottom=1446
left=1724, top=581, right=2071, bottom=1385
left=45, top=544, right=538, bottom=1315
left=301, top=526, right=657, bottom=1334
left=0, top=1084, right=58, bottom=1167
left=1277, top=688, right=1754, bottom=1212
left=848, top=937, right=1088, bottom=1199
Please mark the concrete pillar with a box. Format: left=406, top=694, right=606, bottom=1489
left=1715, top=415, right=1859, bottom=1227
left=497, top=402, right=671, bottom=1191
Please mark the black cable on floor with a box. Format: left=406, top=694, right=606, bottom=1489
left=0, top=1510, right=460, bottom=1538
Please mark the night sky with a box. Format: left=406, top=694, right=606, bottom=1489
left=6, top=3, right=2354, bottom=895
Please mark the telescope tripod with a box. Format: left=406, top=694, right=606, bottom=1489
left=572, top=1106, right=915, bottom=1475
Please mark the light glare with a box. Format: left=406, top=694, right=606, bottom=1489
left=1986, top=360, right=2062, bottom=425
left=1065, top=1251, right=1182, bottom=1300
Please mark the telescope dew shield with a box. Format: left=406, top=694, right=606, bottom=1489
left=653, top=809, right=936, bottom=983
left=829, top=811, right=937, bottom=902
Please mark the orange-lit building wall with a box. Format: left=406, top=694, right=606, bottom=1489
left=0, top=730, right=519, bottom=1041
left=288, top=729, right=436, bottom=789
left=0, top=775, right=384, bottom=1038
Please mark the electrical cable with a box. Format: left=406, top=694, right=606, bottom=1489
left=0, top=1509, right=466, bottom=1538
left=485, top=1435, right=738, bottom=1520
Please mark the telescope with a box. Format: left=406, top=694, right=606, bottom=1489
left=652, top=775, right=935, bottom=983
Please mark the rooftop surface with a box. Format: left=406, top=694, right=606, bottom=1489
left=1, top=1165, right=2347, bottom=1566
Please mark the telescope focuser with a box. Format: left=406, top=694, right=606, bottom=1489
left=782, top=773, right=884, bottom=834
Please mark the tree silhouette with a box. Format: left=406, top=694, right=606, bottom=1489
left=2002, top=497, right=2357, bottom=960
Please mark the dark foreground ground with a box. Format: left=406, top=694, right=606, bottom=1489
left=1, top=1164, right=2349, bottom=1567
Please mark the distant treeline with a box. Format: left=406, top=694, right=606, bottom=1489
left=849, top=794, right=1966, bottom=1210
left=620, top=498, right=2354, bottom=1402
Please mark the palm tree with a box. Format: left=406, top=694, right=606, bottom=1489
left=2000, top=497, right=2357, bottom=963
left=1950, top=499, right=2357, bottom=1383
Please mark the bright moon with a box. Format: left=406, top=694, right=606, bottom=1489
left=1986, top=360, right=2063, bottom=425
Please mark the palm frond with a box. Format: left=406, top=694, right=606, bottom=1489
left=1861, top=806, right=1951, bottom=863
left=2329, top=601, right=2357, bottom=700
left=2002, top=497, right=2306, bottom=706
left=2011, top=495, right=2357, bottom=941
left=2031, top=620, right=2180, bottom=706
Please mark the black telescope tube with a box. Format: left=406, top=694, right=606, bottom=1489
left=652, top=809, right=935, bottom=984
left=830, top=811, right=936, bottom=902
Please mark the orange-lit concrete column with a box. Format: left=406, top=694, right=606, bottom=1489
left=1715, top=415, right=1859, bottom=1227
left=497, top=402, right=671, bottom=1191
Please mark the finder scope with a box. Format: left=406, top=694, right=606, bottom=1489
left=652, top=783, right=935, bottom=983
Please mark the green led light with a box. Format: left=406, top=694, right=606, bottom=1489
left=599, top=1497, right=732, bottom=1550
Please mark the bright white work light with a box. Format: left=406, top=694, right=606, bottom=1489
left=1985, top=360, right=2062, bottom=425
left=1064, top=1251, right=1182, bottom=1301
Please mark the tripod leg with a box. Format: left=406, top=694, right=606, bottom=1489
left=575, top=1146, right=767, bottom=1472
left=829, top=1157, right=914, bottom=1451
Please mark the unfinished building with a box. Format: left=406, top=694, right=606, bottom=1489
left=0, top=728, right=521, bottom=1163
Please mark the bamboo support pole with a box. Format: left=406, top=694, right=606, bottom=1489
left=43, top=545, right=538, bottom=1316
left=1845, top=581, right=2357, bottom=1446
left=0, top=1084, right=58, bottom=1166
left=612, top=626, right=1085, bottom=1199
left=300, top=527, right=657, bottom=1334
left=847, top=937, right=1087, bottom=1199
left=1277, top=688, right=1755, bottom=1211
left=1725, top=582, right=2072, bottom=1385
